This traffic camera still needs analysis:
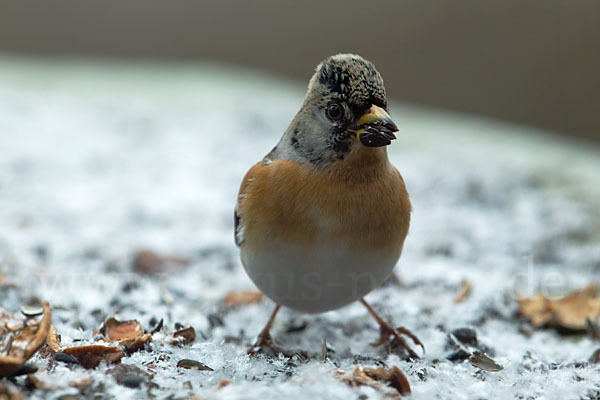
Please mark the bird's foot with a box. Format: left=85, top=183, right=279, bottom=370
left=247, top=331, right=282, bottom=356
left=372, top=324, right=424, bottom=360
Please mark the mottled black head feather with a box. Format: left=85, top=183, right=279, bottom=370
left=315, top=54, right=387, bottom=114
left=269, top=54, right=391, bottom=168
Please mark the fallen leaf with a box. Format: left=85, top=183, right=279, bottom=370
left=519, top=294, right=551, bottom=327
left=336, top=365, right=410, bottom=398
left=364, top=366, right=411, bottom=396
left=100, top=316, right=144, bottom=341
left=108, top=364, right=154, bottom=389
left=62, top=345, right=124, bottom=369
left=217, top=379, right=230, bottom=389
left=25, top=374, right=51, bottom=390
left=46, top=325, right=62, bottom=353
left=518, top=282, right=600, bottom=331
left=0, top=381, right=23, bottom=400
left=120, top=333, right=152, bottom=353
left=454, top=280, right=473, bottom=304
left=132, top=249, right=189, bottom=275
left=40, top=325, right=62, bottom=358
left=0, top=302, right=51, bottom=378
left=71, top=377, right=94, bottom=390
left=223, top=290, right=264, bottom=308
left=171, top=326, right=196, bottom=346
left=99, top=315, right=151, bottom=353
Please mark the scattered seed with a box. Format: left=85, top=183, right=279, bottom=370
left=321, top=338, right=327, bottom=362
left=54, top=352, right=80, bottom=364
left=207, top=313, right=224, bottom=328
left=454, top=280, right=473, bottom=304
left=518, top=324, right=533, bottom=337
left=9, top=362, right=38, bottom=377
left=177, top=359, right=213, bottom=371
left=150, top=318, right=164, bottom=334
left=57, top=395, right=80, bottom=400
left=20, top=305, right=44, bottom=317
left=119, top=374, right=144, bottom=388
left=160, top=284, right=174, bottom=305
left=449, top=327, right=478, bottom=347
left=589, top=348, right=600, bottom=363
left=285, top=321, right=308, bottom=333
left=469, top=352, right=503, bottom=372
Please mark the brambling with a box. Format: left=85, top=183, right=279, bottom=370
left=235, top=54, right=422, bottom=358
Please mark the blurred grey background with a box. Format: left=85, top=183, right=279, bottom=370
left=1, top=0, right=599, bottom=142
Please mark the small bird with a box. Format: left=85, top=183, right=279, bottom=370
left=235, top=54, right=422, bottom=358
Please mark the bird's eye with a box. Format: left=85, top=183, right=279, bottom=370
left=326, top=103, right=344, bottom=121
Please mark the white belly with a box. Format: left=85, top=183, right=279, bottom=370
left=241, top=240, right=400, bottom=313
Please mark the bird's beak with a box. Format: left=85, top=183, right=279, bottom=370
left=350, top=105, right=398, bottom=147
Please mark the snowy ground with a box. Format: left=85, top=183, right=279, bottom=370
left=1, top=54, right=600, bottom=399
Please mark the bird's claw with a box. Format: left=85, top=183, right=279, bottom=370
left=372, top=325, right=424, bottom=360
left=247, top=332, right=282, bottom=356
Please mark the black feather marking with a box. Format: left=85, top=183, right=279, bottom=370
left=316, top=55, right=387, bottom=112
left=234, top=208, right=242, bottom=246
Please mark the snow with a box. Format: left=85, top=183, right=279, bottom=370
left=1, top=54, right=600, bottom=399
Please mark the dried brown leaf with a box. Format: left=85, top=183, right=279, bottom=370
left=45, top=325, right=62, bottom=353
left=518, top=282, right=600, bottom=331
left=62, top=345, right=124, bottom=369
left=71, top=377, right=94, bottom=390
left=0, top=381, right=23, bottom=400
left=171, top=326, right=196, bottom=346
left=336, top=365, right=411, bottom=398
left=100, top=316, right=144, bottom=342
left=223, top=290, right=264, bottom=308
left=519, top=293, right=552, bottom=327
left=120, top=333, right=152, bottom=353
left=108, top=363, right=154, bottom=387
left=0, top=302, right=51, bottom=377
left=98, top=315, right=152, bottom=353
left=217, top=379, right=230, bottom=389
left=133, top=249, right=189, bottom=275
left=25, top=374, right=51, bottom=391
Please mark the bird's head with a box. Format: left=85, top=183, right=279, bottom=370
left=280, top=54, right=398, bottom=166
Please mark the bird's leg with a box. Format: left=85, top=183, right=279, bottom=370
left=360, top=298, right=424, bottom=359
left=248, top=304, right=282, bottom=355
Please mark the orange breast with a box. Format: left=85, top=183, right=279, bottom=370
left=237, top=147, right=411, bottom=254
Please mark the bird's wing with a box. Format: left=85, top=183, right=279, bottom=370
left=233, top=208, right=243, bottom=246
